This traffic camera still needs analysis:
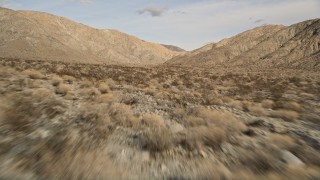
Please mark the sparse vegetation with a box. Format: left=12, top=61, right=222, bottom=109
left=0, top=59, right=319, bottom=179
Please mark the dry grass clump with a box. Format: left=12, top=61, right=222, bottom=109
left=205, top=95, right=223, bottom=105
left=227, top=100, right=243, bottom=110
left=56, top=84, right=72, bottom=95
left=25, top=79, right=43, bottom=89
left=78, top=87, right=101, bottom=100
left=79, top=80, right=93, bottom=88
left=183, top=116, right=206, bottom=127
left=62, top=75, right=76, bottom=83
left=182, top=125, right=226, bottom=150
left=139, top=128, right=175, bottom=153
left=261, top=99, right=274, bottom=109
left=194, top=107, right=247, bottom=132
left=1, top=90, right=66, bottom=132
left=269, top=110, right=299, bottom=121
left=143, top=87, right=157, bottom=96
left=177, top=107, right=248, bottom=150
left=268, top=134, right=296, bottom=150
left=108, top=103, right=139, bottom=127
left=98, top=93, right=119, bottom=104
left=299, top=92, right=315, bottom=99
left=51, top=74, right=63, bottom=86
left=77, top=104, right=112, bottom=137
left=246, top=103, right=268, bottom=117
left=23, top=69, right=46, bottom=79
left=64, top=91, right=76, bottom=100
left=283, top=101, right=302, bottom=112
left=98, top=82, right=109, bottom=94
left=171, top=108, right=186, bottom=119
left=106, top=78, right=117, bottom=90
left=222, top=96, right=233, bottom=103
left=239, top=149, right=280, bottom=174
left=141, top=113, right=165, bottom=127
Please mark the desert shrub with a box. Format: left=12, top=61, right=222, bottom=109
left=268, top=134, right=296, bottom=150
left=183, top=116, right=206, bottom=127
left=64, top=91, right=76, bottom=100
left=1, top=90, right=65, bottom=132
left=98, top=82, right=109, bottom=94
left=139, top=128, right=175, bottom=153
left=171, top=108, right=186, bottom=120
left=62, top=75, right=76, bottom=83
left=299, top=92, right=315, bottom=99
left=141, top=113, right=165, bottom=127
left=194, top=107, right=247, bottom=132
left=79, top=80, right=93, bottom=88
left=182, top=125, right=226, bottom=150
left=269, top=110, right=299, bottom=121
left=205, top=94, right=223, bottom=105
left=0, top=66, right=16, bottom=78
left=239, top=149, right=280, bottom=174
left=283, top=101, right=302, bottom=112
left=51, top=75, right=63, bottom=86
left=56, top=84, right=72, bottom=95
left=78, top=87, right=101, bottom=100
left=222, top=96, right=232, bottom=103
left=25, top=79, right=43, bottom=89
left=76, top=104, right=111, bottom=137
left=227, top=100, right=243, bottom=110
left=247, top=104, right=268, bottom=117
left=99, top=93, right=119, bottom=104
left=261, top=99, right=274, bottom=109
left=121, top=93, right=140, bottom=105
left=23, top=69, right=46, bottom=79
left=106, top=78, right=117, bottom=90
left=108, top=103, right=139, bottom=127
left=143, top=87, right=157, bottom=96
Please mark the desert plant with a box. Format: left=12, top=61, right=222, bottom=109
left=182, top=125, right=226, bottom=150
left=269, top=110, right=299, bottom=121
left=51, top=75, right=63, bottom=86
left=139, top=128, right=175, bottom=153
left=141, top=113, right=165, bottom=127
left=98, top=82, right=109, bottom=94
left=62, top=75, right=76, bottom=84
left=23, top=69, right=46, bottom=79
left=56, top=84, right=72, bottom=95
left=268, top=134, right=296, bottom=150
left=261, top=99, right=274, bottom=109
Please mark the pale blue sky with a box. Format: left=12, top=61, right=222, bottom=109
left=1, top=0, right=319, bottom=50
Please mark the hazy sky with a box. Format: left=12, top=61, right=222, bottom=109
left=1, top=0, right=319, bottom=50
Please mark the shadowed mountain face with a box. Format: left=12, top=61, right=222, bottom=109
left=168, top=19, right=320, bottom=70
left=0, top=7, right=181, bottom=65
left=161, top=44, right=186, bottom=52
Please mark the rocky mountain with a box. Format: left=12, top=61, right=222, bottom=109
left=168, top=19, right=320, bottom=70
left=0, top=7, right=180, bottom=65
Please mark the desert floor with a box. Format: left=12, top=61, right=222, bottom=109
left=0, top=59, right=319, bottom=179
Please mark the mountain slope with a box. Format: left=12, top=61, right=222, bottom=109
left=0, top=7, right=180, bottom=65
left=161, top=44, right=186, bottom=52
left=168, top=19, right=320, bottom=70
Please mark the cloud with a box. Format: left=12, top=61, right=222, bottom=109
left=254, top=19, right=265, bottom=23
left=137, top=6, right=167, bottom=17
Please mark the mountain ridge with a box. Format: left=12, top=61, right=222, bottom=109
left=168, top=19, right=320, bottom=70
left=0, top=7, right=182, bottom=65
